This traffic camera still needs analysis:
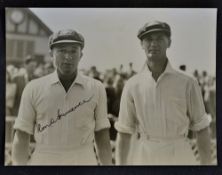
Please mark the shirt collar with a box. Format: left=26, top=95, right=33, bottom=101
left=141, top=59, right=175, bottom=76
left=49, top=70, right=85, bottom=88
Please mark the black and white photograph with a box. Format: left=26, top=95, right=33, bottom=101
left=5, top=8, right=217, bottom=166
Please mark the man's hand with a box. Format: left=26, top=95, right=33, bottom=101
left=115, top=132, right=131, bottom=165
left=95, top=128, right=112, bottom=165
left=12, top=130, right=30, bottom=165
left=196, top=127, right=212, bottom=165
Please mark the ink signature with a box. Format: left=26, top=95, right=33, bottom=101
left=37, top=95, right=94, bottom=132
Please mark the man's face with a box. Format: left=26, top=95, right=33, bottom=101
left=51, top=43, right=82, bottom=77
left=141, top=32, right=171, bottom=63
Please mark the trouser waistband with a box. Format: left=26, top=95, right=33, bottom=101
left=137, top=133, right=187, bottom=142
left=35, top=142, right=94, bottom=152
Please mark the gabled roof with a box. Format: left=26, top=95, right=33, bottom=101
left=6, top=8, right=53, bottom=36
left=26, top=8, right=53, bottom=36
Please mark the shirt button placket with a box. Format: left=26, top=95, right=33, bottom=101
left=62, top=94, right=68, bottom=144
left=157, top=82, right=166, bottom=137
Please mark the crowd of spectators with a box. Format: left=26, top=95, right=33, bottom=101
left=6, top=58, right=216, bottom=142
left=6, top=56, right=54, bottom=116
left=193, top=69, right=216, bottom=138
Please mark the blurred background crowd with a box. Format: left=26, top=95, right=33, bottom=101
left=6, top=56, right=216, bottom=144
left=5, top=54, right=216, bottom=165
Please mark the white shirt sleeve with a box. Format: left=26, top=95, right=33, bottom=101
left=13, top=82, right=36, bottom=135
left=115, top=81, right=137, bottom=134
left=94, top=81, right=110, bottom=131
left=187, top=78, right=211, bottom=131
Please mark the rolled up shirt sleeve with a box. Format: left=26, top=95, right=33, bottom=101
left=13, top=83, right=36, bottom=135
left=94, top=81, right=110, bottom=131
left=187, top=79, right=211, bottom=131
left=115, top=81, right=137, bottom=134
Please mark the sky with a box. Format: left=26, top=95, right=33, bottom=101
left=30, top=8, right=217, bottom=76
